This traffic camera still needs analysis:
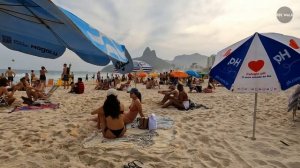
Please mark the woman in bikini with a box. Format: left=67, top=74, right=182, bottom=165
left=123, top=88, right=145, bottom=124
left=91, top=89, right=126, bottom=139
left=162, top=83, right=189, bottom=110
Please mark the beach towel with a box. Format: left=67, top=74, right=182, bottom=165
left=10, top=103, right=59, bottom=113
left=83, top=116, right=175, bottom=149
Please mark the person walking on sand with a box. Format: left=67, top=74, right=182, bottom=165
left=85, top=74, right=88, bottom=81
left=39, top=66, right=47, bottom=86
left=62, top=63, right=69, bottom=89
left=5, top=67, right=16, bottom=86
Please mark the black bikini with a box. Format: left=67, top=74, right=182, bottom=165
left=105, top=126, right=125, bottom=137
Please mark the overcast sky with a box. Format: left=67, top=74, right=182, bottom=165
left=0, top=0, right=299, bottom=71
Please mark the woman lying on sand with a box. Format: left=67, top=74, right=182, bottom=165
left=91, top=89, right=126, bottom=139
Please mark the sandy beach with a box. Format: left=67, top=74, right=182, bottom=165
left=0, top=81, right=300, bottom=168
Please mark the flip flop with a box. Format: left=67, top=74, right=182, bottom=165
left=124, top=160, right=143, bottom=168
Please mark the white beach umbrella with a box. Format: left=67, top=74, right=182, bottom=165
left=210, top=32, right=300, bottom=139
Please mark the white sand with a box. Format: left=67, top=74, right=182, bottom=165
left=0, top=81, right=300, bottom=168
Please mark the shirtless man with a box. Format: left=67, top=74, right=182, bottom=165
left=162, top=84, right=189, bottom=110
left=158, top=85, right=179, bottom=105
left=5, top=67, right=16, bottom=86
left=26, top=80, right=46, bottom=101
left=62, top=63, right=69, bottom=89
left=0, top=78, right=15, bottom=105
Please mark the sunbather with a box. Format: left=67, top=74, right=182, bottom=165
left=91, top=89, right=126, bottom=139
left=158, top=85, right=179, bottom=105
left=0, top=78, right=15, bottom=105
left=123, top=88, right=145, bottom=124
left=117, top=80, right=131, bottom=91
left=26, top=80, right=47, bottom=101
left=162, top=84, right=189, bottom=110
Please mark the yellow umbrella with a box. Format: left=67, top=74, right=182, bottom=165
left=149, top=72, right=159, bottom=78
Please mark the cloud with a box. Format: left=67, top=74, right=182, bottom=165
left=0, top=0, right=299, bottom=71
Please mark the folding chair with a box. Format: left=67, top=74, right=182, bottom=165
left=44, top=85, right=59, bottom=99
left=47, top=79, right=54, bottom=87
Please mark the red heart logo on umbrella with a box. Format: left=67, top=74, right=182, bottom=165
left=248, top=60, right=264, bottom=72
left=223, top=49, right=231, bottom=57
left=289, top=39, right=299, bottom=49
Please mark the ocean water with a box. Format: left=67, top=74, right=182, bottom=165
left=0, top=69, right=114, bottom=84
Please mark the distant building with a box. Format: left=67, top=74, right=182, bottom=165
left=207, top=55, right=216, bottom=68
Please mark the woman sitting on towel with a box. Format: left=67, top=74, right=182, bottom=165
left=162, top=83, right=189, bottom=110
left=91, top=89, right=126, bottom=139
left=123, top=88, right=145, bottom=124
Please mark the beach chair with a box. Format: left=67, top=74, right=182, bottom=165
left=47, top=79, right=54, bottom=87
left=44, top=85, right=59, bottom=99
left=0, top=95, right=8, bottom=106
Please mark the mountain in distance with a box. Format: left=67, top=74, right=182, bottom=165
left=133, top=47, right=172, bottom=71
left=101, top=47, right=211, bottom=72
left=101, top=47, right=172, bottom=72
left=171, top=53, right=208, bottom=70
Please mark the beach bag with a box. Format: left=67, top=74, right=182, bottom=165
left=137, top=117, right=149, bottom=129
left=148, top=113, right=157, bottom=130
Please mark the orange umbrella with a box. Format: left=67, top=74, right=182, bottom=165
left=170, top=71, right=188, bottom=78
left=136, top=72, right=147, bottom=78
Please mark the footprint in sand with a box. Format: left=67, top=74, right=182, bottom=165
left=287, top=162, right=300, bottom=168
left=55, top=153, right=70, bottom=162
left=253, top=159, right=268, bottom=166
left=268, top=160, right=288, bottom=168
left=78, top=153, right=99, bottom=166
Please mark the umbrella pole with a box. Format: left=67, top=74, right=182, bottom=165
left=135, top=72, right=137, bottom=88
left=252, top=93, right=258, bottom=140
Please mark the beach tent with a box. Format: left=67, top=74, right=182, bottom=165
left=210, top=32, right=300, bottom=139
left=0, top=0, right=133, bottom=74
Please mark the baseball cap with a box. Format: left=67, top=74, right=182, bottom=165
left=129, top=88, right=139, bottom=94
left=107, top=89, right=118, bottom=96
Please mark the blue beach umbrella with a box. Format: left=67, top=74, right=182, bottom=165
left=0, top=0, right=133, bottom=74
left=186, top=70, right=201, bottom=78
left=210, top=32, right=300, bottom=139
